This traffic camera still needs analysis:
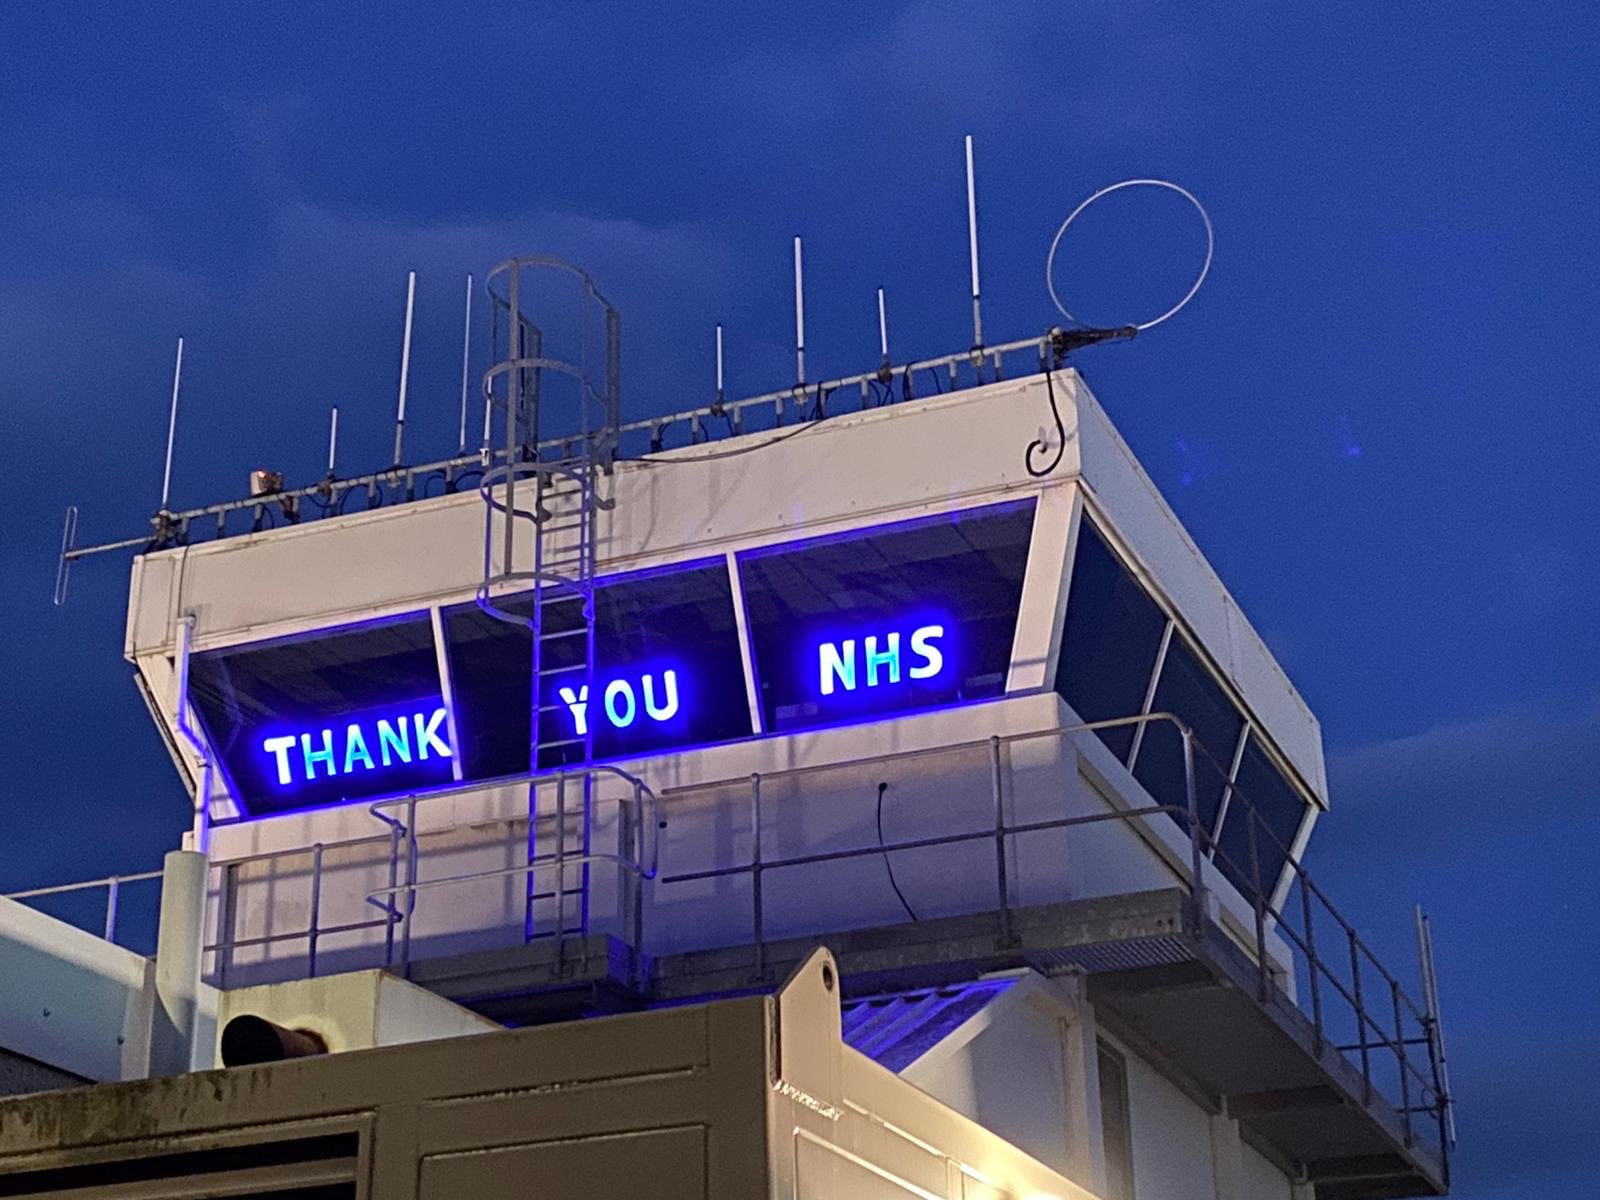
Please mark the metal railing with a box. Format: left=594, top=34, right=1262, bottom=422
left=5, top=711, right=1448, bottom=1173
left=54, top=331, right=1063, bottom=593
left=644, top=711, right=1451, bottom=1165
left=2, top=870, right=164, bottom=944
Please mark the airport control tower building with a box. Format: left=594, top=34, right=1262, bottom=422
left=0, top=253, right=1452, bottom=1200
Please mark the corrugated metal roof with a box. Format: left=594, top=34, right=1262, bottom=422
left=841, top=978, right=1017, bottom=1073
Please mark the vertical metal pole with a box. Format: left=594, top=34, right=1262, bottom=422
left=1300, top=872, right=1324, bottom=1056
left=631, top=779, right=645, bottom=979
left=307, top=843, right=324, bottom=978
left=1349, top=928, right=1372, bottom=1104
left=793, top=236, right=806, bottom=386
left=1391, top=978, right=1414, bottom=1146
left=384, top=822, right=400, bottom=967
left=325, top=406, right=339, bottom=476
left=1248, top=809, right=1269, bottom=1000
left=458, top=272, right=473, bottom=453
left=392, top=270, right=416, bottom=466
left=965, top=135, right=984, bottom=349
left=160, top=336, right=184, bottom=511
left=1416, top=906, right=1456, bottom=1144
left=553, top=773, right=568, bottom=968
left=990, top=736, right=1012, bottom=945
left=103, top=876, right=121, bottom=943
left=400, top=795, right=418, bottom=977
left=502, top=269, right=520, bottom=575
left=1181, top=727, right=1207, bottom=916
left=751, top=773, right=765, bottom=976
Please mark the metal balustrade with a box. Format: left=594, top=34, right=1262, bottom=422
left=5, top=712, right=1450, bottom=1174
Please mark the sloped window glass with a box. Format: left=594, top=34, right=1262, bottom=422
left=1216, top=733, right=1310, bottom=900
left=1056, top=518, right=1169, bottom=761
left=739, top=500, right=1035, bottom=734
left=1131, top=636, right=1244, bottom=839
left=188, top=613, right=450, bottom=817
left=443, top=560, right=752, bottom=775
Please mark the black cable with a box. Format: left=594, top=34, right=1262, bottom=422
left=627, top=415, right=825, bottom=465
left=876, top=781, right=918, bottom=922
left=1025, top=364, right=1068, bottom=477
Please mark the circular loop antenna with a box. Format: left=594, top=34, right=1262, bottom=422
left=1046, top=179, right=1214, bottom=332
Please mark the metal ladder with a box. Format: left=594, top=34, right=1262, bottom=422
left=477, top=256, right=620, bottom=947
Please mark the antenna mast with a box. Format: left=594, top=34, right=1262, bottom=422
left=392, top=270, right=417, bottom=466
left=159, top=336, right=184, bottom=512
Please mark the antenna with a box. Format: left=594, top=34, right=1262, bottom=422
left=159, top=336, right=184, bottom=512
left=326, top=406, right=340, bottom=477
left=392, top=270, right=417, bottom=466
left=877, top=287, right=890, bottom=367
left=715, top=323, right=725, bottom=408
left=793, top=236, right=806, bottom=386
left=457, top=272, right=473, bottom=454
left=965, top=134, right=983, bottom=349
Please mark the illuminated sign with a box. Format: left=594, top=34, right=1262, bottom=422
left=557, top=669, right=681, bottom=735
left=261, top=703, right=452, bottom=787
left=818, top=624, right=946, bottom=695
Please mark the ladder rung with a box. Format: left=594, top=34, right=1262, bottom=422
left=538, top=736, right=587, bottom=749
left=538, top=628, right=588, bottom=642
left=537, top=663, right=588, bottom=678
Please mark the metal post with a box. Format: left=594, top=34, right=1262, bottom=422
left=751, top=773, right=765, bottom=976
left=990, top=736, right=1013, bottom=946
left=1349, top=928, right=1372, bottom=1104
left=307, top=843, right=324, bottom=978
left=1300, top=872, right=1325, bottom=1055
left=502, top=269, right=520, bottom=574
left=383, top=822, right=400, bottom=967
left=1248, top=809, right=1269, bottom=1000
left=1391, top=978, right=1414, bottom=1146
left=103, top=875, right=121, bottom=943
left=326, top=406, right=339, bottom=476
left=400, top=795, right=418, bottom=976
left=1181, top=728, right=1207, bottom=916
left=553, top=772, right=568, bottom=967
left=631, top=779, right=646, bottom=975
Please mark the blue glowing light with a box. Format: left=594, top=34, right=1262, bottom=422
left=262, top=704, right=452, bottom=786
left=818, top=623, right=946, bottom=695
left=557, top=669, right=682, bottom=736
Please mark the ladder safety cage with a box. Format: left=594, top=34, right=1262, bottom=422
left=475, top=257, right=622, bottom=946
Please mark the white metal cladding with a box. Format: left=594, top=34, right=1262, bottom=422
left=121, top=376, right=1324, bottom=809
left=123, top=371, right=1325, bottom=809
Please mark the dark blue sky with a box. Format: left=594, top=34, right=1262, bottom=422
left=2, top=4, right=1596, bottom=1194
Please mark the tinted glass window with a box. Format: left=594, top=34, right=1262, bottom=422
left=1132, top=636, right=1244, bottom=838
left=1216, top=733, right=1310, bottom=898
left=444, top=560, right=753, bottom=774
left=189, top=614, right=450, bottom=817
left=738, top=500, right=1035, bottom=733
left=1056, top=519, right=1168, bottom=760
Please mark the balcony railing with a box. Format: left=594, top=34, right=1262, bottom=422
left=5, top=712, right=1451, bottom=1179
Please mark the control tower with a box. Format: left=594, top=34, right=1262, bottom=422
left=1, top=255, right=1451, bottom=1200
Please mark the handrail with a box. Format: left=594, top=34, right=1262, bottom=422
left=13, top=709, right=1447, bottom=1166
left=56, top=332, right=1059, bottom=569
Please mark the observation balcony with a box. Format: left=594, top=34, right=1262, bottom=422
left=11, top=708, right=1449, bottom=1200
